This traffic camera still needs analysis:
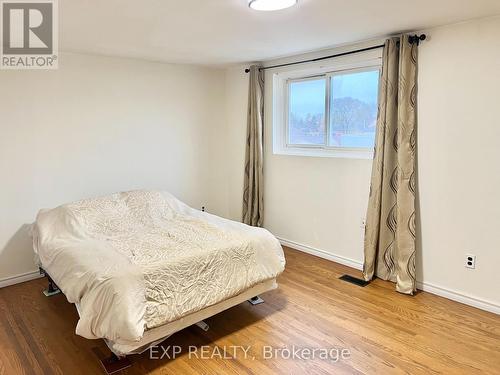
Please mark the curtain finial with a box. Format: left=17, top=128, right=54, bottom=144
left=408, top=34, right=426, bottom=45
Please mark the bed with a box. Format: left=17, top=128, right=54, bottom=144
left=32, top=190, right=285, bottom=358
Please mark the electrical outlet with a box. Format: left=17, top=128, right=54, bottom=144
left=201, top=206, right=205, bottom=212
left=360, top=218, right=366, bottom=229
left=465, top=254, right=476, bottom=269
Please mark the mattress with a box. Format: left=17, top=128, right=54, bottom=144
left=104, top=279, right=277, bottom=355
left=32, top=190, right=285, bottom=346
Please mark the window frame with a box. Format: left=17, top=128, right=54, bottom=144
left=272, top=50, right=382, bottom=159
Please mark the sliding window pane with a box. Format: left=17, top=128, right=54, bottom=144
left=288, top=78, right=326, bottom=145
left=329, top=70, right=379, bottom=148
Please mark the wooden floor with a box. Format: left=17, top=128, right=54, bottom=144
left=0, top=247, right=499, bottom=374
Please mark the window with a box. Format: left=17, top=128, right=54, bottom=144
left=288, top=78, right=326, bottom=146
left=273, top=52, right=381, bottom=158
left=329, top=70, right=379, bottom=148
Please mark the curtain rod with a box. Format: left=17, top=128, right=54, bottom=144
left=244, top=34, right=426, bottom=73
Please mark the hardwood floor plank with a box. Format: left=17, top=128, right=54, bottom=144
left=0, top=247, right=498, bottom=374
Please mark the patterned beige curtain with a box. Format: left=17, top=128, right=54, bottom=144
left=242, top=65, right=264, bottom=227
left=363, top=35, right=418, bottom=295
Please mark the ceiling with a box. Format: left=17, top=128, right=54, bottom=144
left=60, top=0, right=500, bottom=66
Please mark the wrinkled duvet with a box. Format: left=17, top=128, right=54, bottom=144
left=32, top=190, right=285, bottom=344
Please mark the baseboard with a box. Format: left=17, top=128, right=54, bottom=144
left=0, top=270, right=43, bottom=289
left=416, top=281, right=500, bottom=315
left=277, top=237, right=363, bottom=271
left=278, top=237, right=500, bottom=315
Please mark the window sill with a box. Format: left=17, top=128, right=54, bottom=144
left=273, top=146, right=374, bottom=160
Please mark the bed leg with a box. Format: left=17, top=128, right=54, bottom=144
left=40, top=268, right=61, bottom=297
left=93, top=347, right=131, bottom=375
left=195, top=320, right=210, bottom=332
left=248, top=296, right=264, bottom=305
left=100, top=353, right=131, bottom=375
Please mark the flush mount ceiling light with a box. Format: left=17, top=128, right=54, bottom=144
left=248, top=0, right=297, bottom=11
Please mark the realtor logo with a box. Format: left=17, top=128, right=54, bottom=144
left=1, top=0, right=58, bottom=69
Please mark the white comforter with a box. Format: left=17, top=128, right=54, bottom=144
left=32, top=190, right=285, bottom=344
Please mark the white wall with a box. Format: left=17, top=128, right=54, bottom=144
left=0, top=52, right=228, bottom=282
left=417, top=16, right=500, bottom=309
left=263, top=46, right=380, bottom=268
left=224, top=66, right=250, bottom=222
left=224, top=16, right=500, bottom=311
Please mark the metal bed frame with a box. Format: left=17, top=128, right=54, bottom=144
left=39, top=267, right=267, bottom=374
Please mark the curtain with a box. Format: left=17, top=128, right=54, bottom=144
left=363, top=35, right=418, bottom=295
left=242, top=65, right=265, bottom=227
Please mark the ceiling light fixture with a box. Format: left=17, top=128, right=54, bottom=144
left=248, top=0, right=297, bottom=11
